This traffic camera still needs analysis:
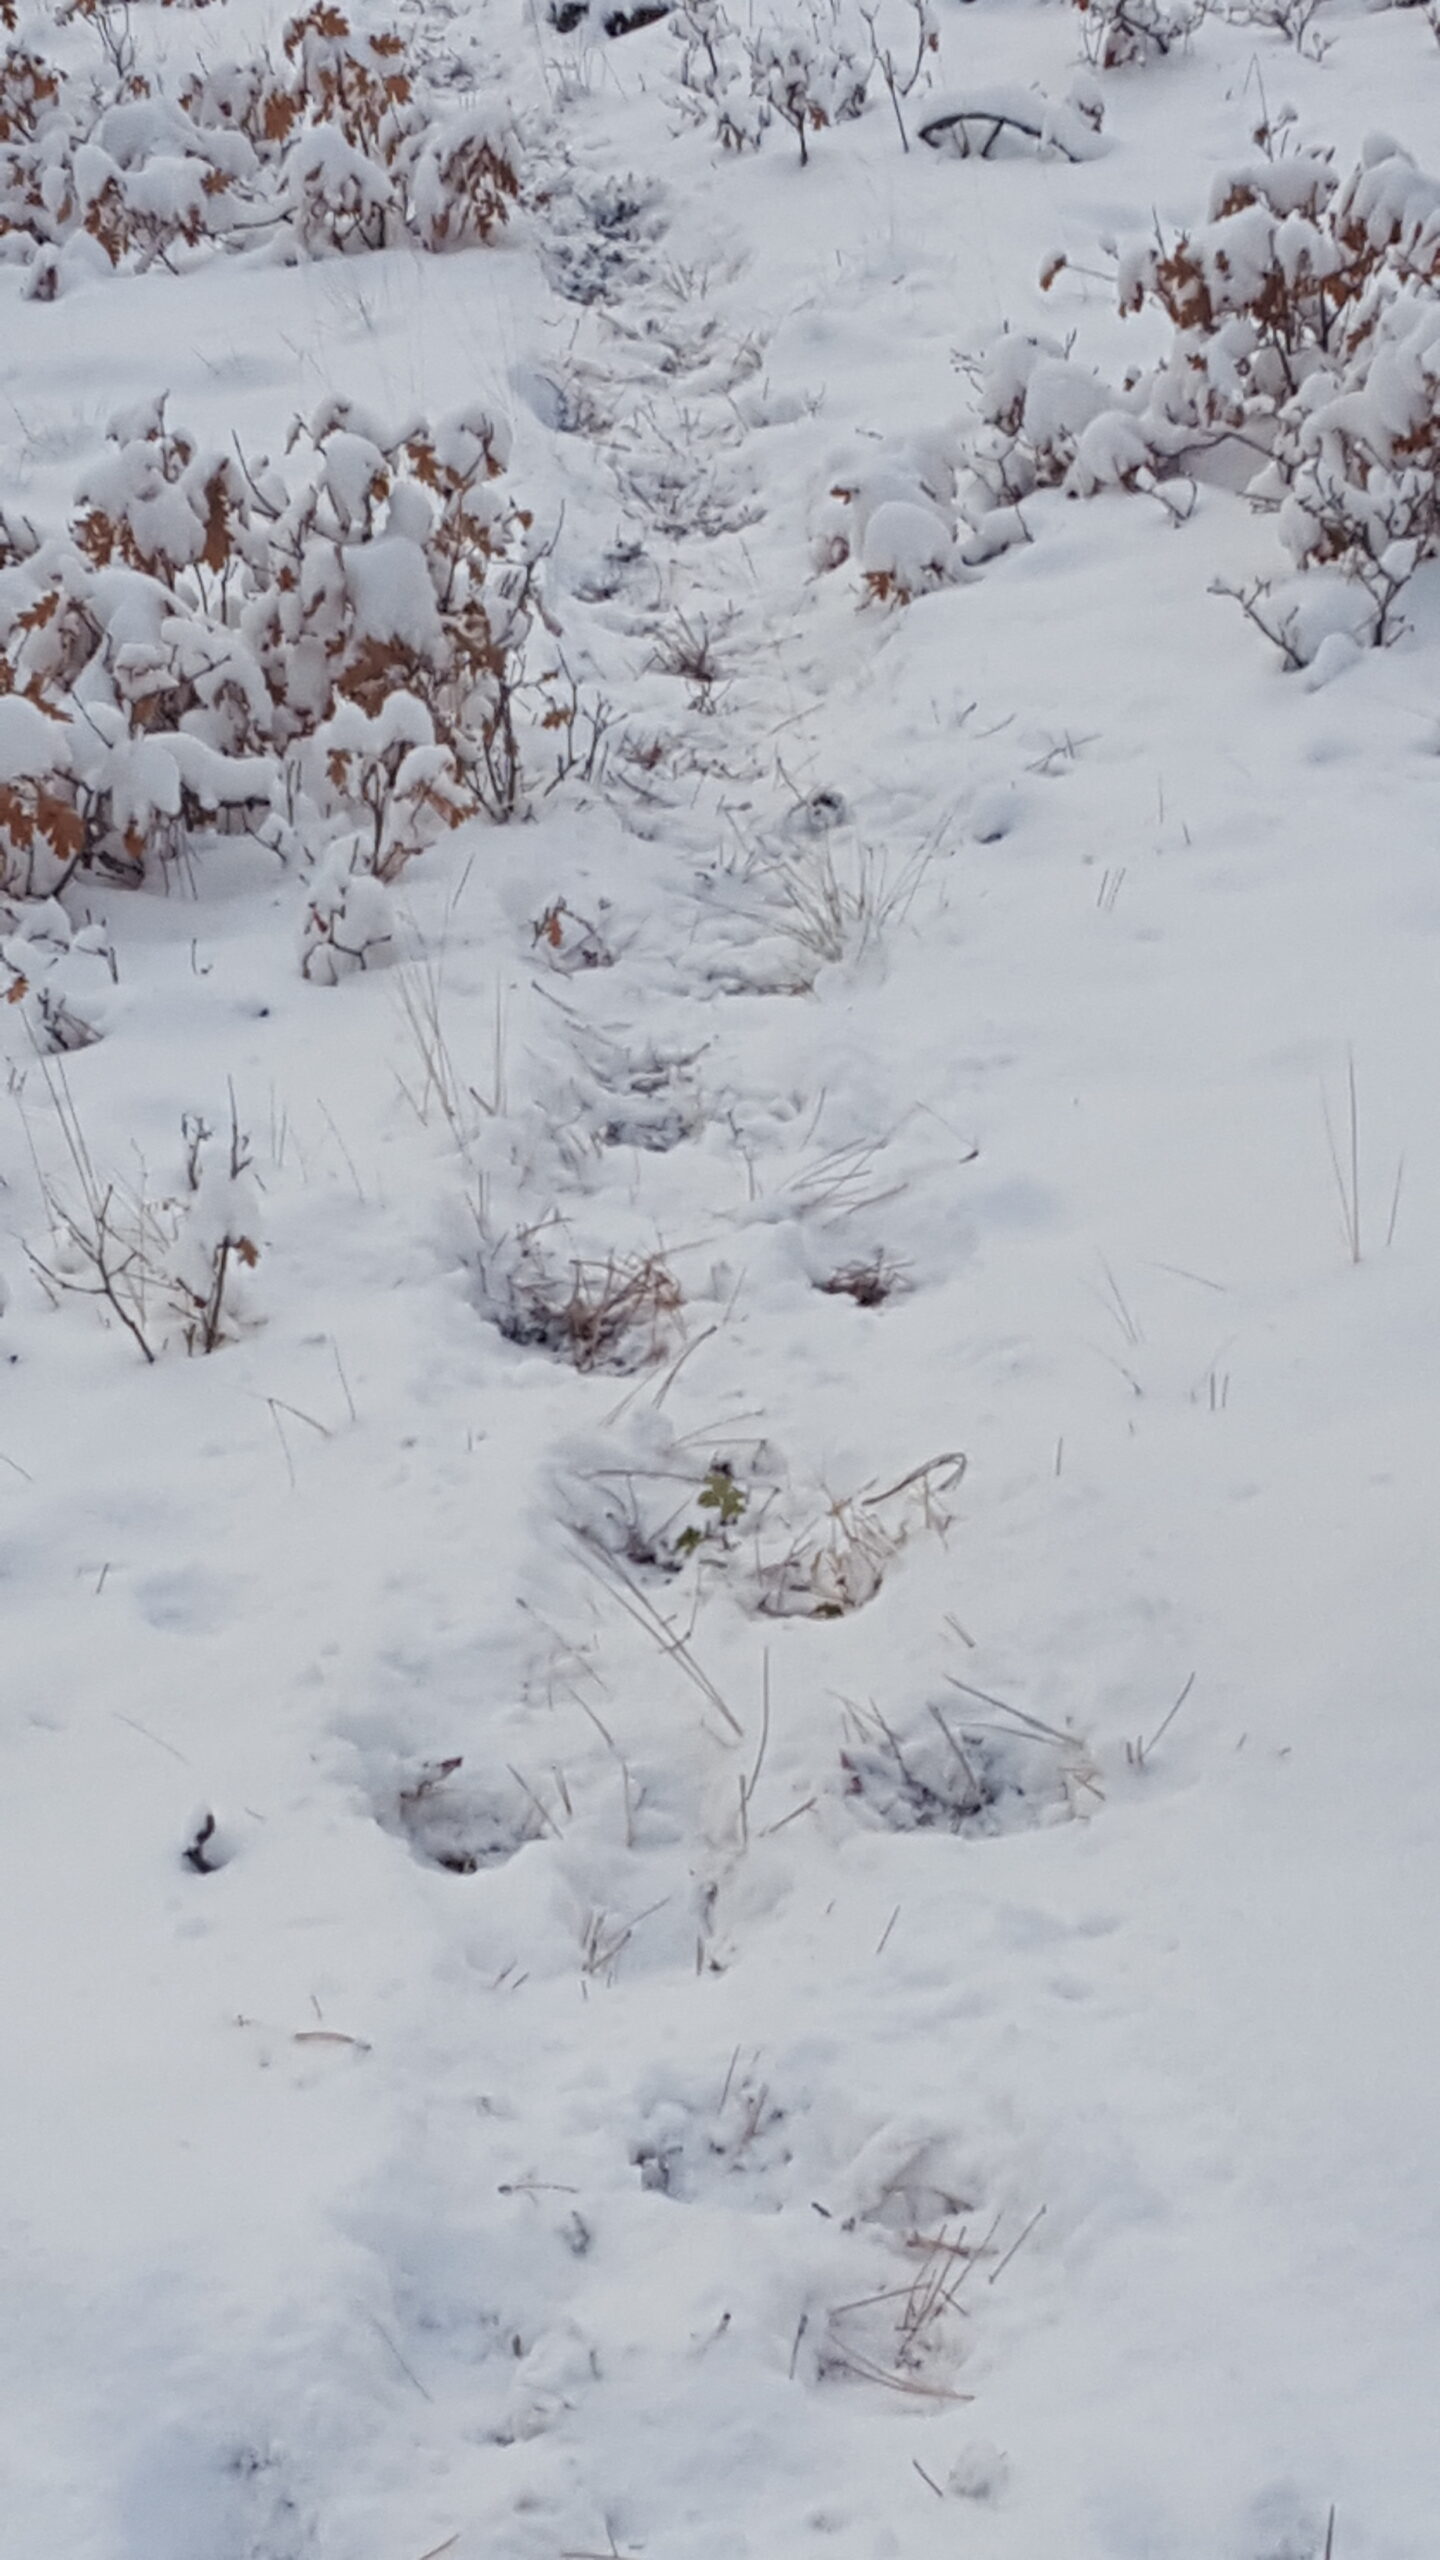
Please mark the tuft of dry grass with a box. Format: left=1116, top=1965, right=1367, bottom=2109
left=485, top=1232, right=683, bottom=1373
left=755, top=1453, right=965, bottom=1620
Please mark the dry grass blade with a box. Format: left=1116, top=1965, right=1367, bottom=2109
left=822, top=2342, right=974, bottom=2402
left=1126, top=1670, right=1197, bottom=1769
left=927, top=1701, right=985, bottom=1805
left=737, top=1654, right=772, bottom=1842
left=571, top=1535, right=744, bottom=1738
left=758, top=839, right=932, bottom=969
left=986, top=2203, right=1046, bottom=2284
left=20, top=1056, right=159, bottom=1362
left=394, top=955, right=506, bottom=1162
left=784, top=1136, right=907, bottom=1222
left=1321, top=1052, right=1362, bottom=1266
left=940, top=1674, right=1073, bottom=1748
left=862, top=1451, right=966, bottom=1511
left=580, top=1895, right=669, bottom=1980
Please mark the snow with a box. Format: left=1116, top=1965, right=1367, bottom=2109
left=344, top=531, right=444, bottom=652
left=859, top=494, right=956, bottom=591
left=1, top=0, right=1439, bottom=2554
left=0, top=692, right=69, bottom=780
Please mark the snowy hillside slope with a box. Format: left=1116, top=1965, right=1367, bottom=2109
left=2, top=0, right=1439, bottom=2553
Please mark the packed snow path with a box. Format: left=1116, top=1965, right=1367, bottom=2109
left=1, top=3, right=1438, bottom=2557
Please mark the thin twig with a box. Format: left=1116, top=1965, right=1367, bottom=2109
left=331, top=1338, right=358, bottom=1423
left=368, top=2317, right=433, bottom=2401
left=113, top=1710, right=190, bottom=1765
left=1137, top=1671, right=1196, bottom=1766
left=738, top=1655, right=772, bottom=1843
left=1322, top=1053, right=1362, bottom=1265
left=570, top=1536, right=743, bottom=1738
left=941, top=1675, right=1072, bottom=1747
left=986, top=2203, right=1046, bottom=2285
left=760, top=1795, right=817, bottom=1837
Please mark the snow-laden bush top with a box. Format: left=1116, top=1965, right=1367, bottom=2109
left=960, top=129, right=1440, bottom=651
left=0, top=3, right=519, bottom=292
left=0, top=392, right=546, bottom=903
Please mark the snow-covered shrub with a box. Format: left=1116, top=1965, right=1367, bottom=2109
left=956, top=131, right=1440, bottom=649
left=26, top=1089, right=262, bottom=1361
left=168, top=1106, right=264, bottom=1353
left=1073, top=0, right=1203, bottom=66
left=1223, top=0, right=1326, bottom=57
left=670, top=0, right=872, bottom=159
left=0, top=699, right=86, bottom=899
left=980, top=149, right=1359, bottom=518
left=751, top=13, right=870, bottom=163
left=0, top=898, right=116, bottom=1049
left=0, top=390, right=548, bottom=913
left=547, top=0, right=674, bottom=33
left=671, top=0, right=775, bottom=150
left=964, top=330, right=1118, bottom=502
left=0, top=34, right=62, bottom=174
left=0, top=5, right=520, bottom=289
left=812, top=429, right=961, bottom=599
left=264, top=5, right=516, bottom=257
left=410, top=108, right=522, bottom=249
left=1112, top=147, right=1363, bottom=425
left=299, top=843, right=398, bottom=981
left=255, top=398, right=545, bottom=824
left=0, top=31, right=257, bottom=279
left=1274, top=285, right=1440, bottom=617
left=312, top=695, right=472, bottom=881
left=1114, top=134, right=1440, bottom=639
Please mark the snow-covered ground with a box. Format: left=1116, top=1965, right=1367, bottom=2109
left=2, top=0, right=1438, bottom=2553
